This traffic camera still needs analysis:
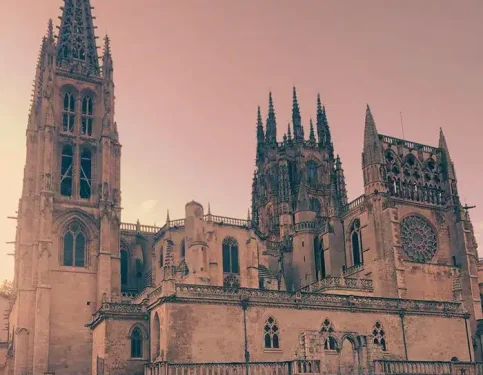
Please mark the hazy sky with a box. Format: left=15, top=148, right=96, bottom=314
left=0, top=0, right=482, bottom=281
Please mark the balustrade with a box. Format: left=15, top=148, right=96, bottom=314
left=379, top=135, right=439, bottom=154
left=300, top=276, right=373, bottom=293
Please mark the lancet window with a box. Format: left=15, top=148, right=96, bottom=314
left=79, top=148, right=92, bottom=199
left=60, top=144, right=73, bottom=197
left=62, top=222, right=86, bottom=267
left=373, top=321, right=387, bottom=351
left=314, top=238, right=326, bottom=281
left=181, top=239, right=186, bottom=259
left=130, top=327, right=143, bottom=358
left=306, top=160, right=318, bottom=188
left=81, top=96, right=93, bottom=136
left=350, top=219, right=363, bottom=266
left=222, top=237, right=239, bottom=274
left=120, top=249, right=129, bottom=286
left=62, top=92, right=76, bottom=133
left=264, top=316, right=280, bottom=349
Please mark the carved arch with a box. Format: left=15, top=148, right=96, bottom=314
left=53, top=209, right=97, bottom=241
left=128, top=323, right=148, bottom=340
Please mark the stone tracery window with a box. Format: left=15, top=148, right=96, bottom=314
left=264, top=316, right=280, bottom=349
left=62, top=92, right=76, bottom=133
left=373, top=321, right=387, bottom=351
left=81, top=95, right=93, bottom=136
left=321, top=318, right=337, bottom=351
left=62, top=222, right=86, bottom=267
left=400, top=215, right=437, bottom=263
left=79, top=147, right=92, bottom=199
left=222, top=237, right=239, bottom=274
left=350, top=219, right=363, bottom=267
left=60, top=144, right=73, bottom=197
left=120, top=249, right=129, bottom=286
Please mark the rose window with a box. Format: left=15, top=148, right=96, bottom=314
left=400, top=215, right=437, bottom=263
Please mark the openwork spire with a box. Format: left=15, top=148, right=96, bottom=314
left=103, top=34, right=111, bottom=56
left=56, top=0, right=100, bottom=76
left=362, top=105, right=384, bottom=167
left=265, top=92, right=277, bottom=145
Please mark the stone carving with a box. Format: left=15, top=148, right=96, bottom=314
left=400, top=215, right=437, bottom=263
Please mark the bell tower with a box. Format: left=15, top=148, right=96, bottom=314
left=11, top=1, right=121, bottom=374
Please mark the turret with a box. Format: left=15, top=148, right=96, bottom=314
left=362, top=105, right=386, bottom=195
left=184, top=201, right=210, bottom=284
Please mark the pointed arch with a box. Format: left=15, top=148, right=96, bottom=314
left=61, top=221, right=87, bottom=267
left=306, top=160, right=318, bottom=187
left=222, top=237, right=239, bottom=274
left=130, top=326, right=144, bottom=359
left=81, top=94, right=94, bottom=136
left=349, top=219, right=363, bottom=266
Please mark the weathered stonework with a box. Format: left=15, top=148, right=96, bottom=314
left=4, top=2, right=483, bottom=375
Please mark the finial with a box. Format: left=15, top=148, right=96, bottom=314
left=208, top=202, right=212, bottom=215
left=166, top=210, right=170, bottom=223
left=317, top=93, right=322, bottom=112
left=287, top=123, right=292, bottom=140
left=247, top=208, right=251, bottom=221
left=266, top=92, right=277, bottom=145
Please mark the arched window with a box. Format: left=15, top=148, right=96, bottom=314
left=62, top=92, right=76, bottom=133
left=324, top=336, right=337, bottom=351
left=81, top=96, right=93, bottom=136
left=79, top=148, right=92, bottom=199
left=152, top=313, right=160, bottom=360
left=60, top=144, right=73, bottom=197
left=130, top=327, right=143, bottom=358
left=373, top=321, right=387, bottom=352
left=159, top=247, right=164, bottom=268
left=222, top=237, right=239, bottom=274
left=63, top=222, right=86, bottom=267
left=321, top=318, right=334, bottom=333
left=350, top=219, right=363, bottom=266
left=264, top=316, right=280, bottom=349
left=314, top=238, right=326, bottom=281
left=306, top=161, right=318, bottom=187
left=120, top=249, right=128, bottom=285
left=181, top=239, right=186, bottom=259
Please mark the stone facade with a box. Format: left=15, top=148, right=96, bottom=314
left=3, top=1, right=483, bottom=375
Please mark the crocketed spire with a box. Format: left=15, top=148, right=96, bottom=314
left=256, top=106, right=265, bottom=161
left=292, top=87, right=304, bottom=141
left=362, top=105, right=384, bottom=167
left=265, top=92, right=277, bottom=145
left=438, top=128, right=456, bottom=180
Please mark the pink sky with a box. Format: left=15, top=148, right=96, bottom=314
left=0, top=0, right=482, bottom=281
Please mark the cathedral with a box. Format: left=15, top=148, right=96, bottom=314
left=3, top=1, right=483, bottom=375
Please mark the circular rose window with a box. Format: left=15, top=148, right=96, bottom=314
left=400, top=215, right=437, bottom=263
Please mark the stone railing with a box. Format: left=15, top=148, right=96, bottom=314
left=205, top=215, right=250, bottom=227
left=300, top=276, right=373, bottom=293
left=120, top=290, right=138, bottom=301
left=173, top=283, right=465, bottom=317
left=120, top=222, right=160, bottom=234
left=373, top=360, right=483, bottom=375
left=342, top=194, right=365, bottom=215
left=343, top=263, right=365, bottom=277
left=168, top=219, right=185, bottom=228
left=145, top=360, right=319, bottom=375
left=379, top=134, right=439, bottom=154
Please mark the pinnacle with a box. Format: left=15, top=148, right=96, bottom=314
left=309, top=119, right=316, bottom=142
left=47, top=19, right=54, bottom=43
left=317, top=93, right=322, bottom=112
left=363, top=104, right=384, bottom=166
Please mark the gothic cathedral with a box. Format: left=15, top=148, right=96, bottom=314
left=3, top=1, right=483, bottom=375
